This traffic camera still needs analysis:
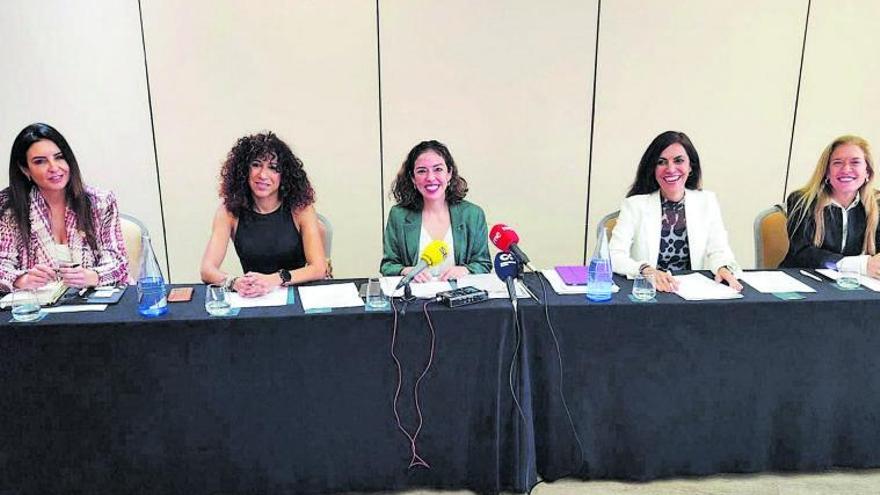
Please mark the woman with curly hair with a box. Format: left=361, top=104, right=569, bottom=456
left=0, top=123, right=129, bottom=292
left=380, top=140, right=491, bottom=280
left=200, top=132, right=326, bottom=297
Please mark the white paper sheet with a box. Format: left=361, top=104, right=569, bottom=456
left=456, top=273, right=530, bottom=299
left=43, top=304, right=108, bottom=313
left=673, top=273, right=743, bottom=300
left=297, top=283, right=364, bottom=311
left=227, top=286, right=289, bottom=308
left=816, top=268, right=880, bottom=292
left=380, top=277, right=453, bottom=299
left=739, top=271, right=816, bottom=293
left=539, top=269, right=620, bottom=295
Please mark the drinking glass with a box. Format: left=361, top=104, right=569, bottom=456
left=632, top=273, right=656, bottom=301
left=837, top=269, right=861, bottom=290
left=11, top=289, right=41, bottom=322
left=205, top=284, right=232, bottom=316
left=365, top=277, right=389, bottom=309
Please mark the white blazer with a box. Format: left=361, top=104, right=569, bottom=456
left=608, top=189, right=738, bottom=277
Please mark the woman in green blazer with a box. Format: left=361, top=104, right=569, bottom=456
left=380, top=140, right=491, bottom=281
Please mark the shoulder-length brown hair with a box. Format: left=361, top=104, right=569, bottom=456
left=391, top=140, right=468, bottom=210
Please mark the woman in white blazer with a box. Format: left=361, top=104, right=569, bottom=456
left=609, top=131, right=742, bottom=292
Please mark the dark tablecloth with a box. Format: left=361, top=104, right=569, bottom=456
left=525, top=269, right=880, bottom=482
left=0, top=282, right=536, bottom=494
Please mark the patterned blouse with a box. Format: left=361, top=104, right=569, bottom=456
left=657, top=197, right=691, bottom=271
left=0, top=186, right=130, bottom=291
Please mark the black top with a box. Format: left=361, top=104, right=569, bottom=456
left=780, top=191, right=880, bottom=268
left=233, top=206, right=306, bottom=274
left=657, top=198, right=691, bottom=271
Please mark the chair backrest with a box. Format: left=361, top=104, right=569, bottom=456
left=316, top=212, right=333, bottom=278
left=754, top=204, right=788, bottom=269
left=119, top=213, right=149, bottom=280
left=596, top=210, right=620, bottom=242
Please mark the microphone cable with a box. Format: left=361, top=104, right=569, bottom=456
left=530, top=267, right=587, bottom=476
left=388, top=296, right=434, bottom=469
left=506, top=300, right=535, bottom=491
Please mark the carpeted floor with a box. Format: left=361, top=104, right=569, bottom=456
left=344, top=469, right=880, bottom=494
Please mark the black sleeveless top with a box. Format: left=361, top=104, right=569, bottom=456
left=233, top=206, right=306, bottom=274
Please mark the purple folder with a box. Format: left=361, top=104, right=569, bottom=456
left=555, top=265, right=588, bottom=286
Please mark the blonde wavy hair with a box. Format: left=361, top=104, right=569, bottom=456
left=791, top=135, right=877, bottom=254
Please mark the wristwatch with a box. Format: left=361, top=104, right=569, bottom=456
left=278, top=269, right=292, bottom=286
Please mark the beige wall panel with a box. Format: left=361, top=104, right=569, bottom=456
left=0, top=1, right=166, bottom=271
left=788, top=0, right=880, bottom=194
left=588, top=0, right=806, bottom=267
left=142, top=1, right=380, bottom=282
left=380, top=0, right=597, bottom=267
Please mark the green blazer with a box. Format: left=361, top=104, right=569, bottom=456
left=380, top=200, right=492, bottom=276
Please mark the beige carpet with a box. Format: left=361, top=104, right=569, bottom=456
left=344, top=469, right=880, bottom=494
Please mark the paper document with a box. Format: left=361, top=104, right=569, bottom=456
left=298, top=283, right=364, bottom=311
left=739, top=271, right=816, bottom=293
left=540, top=269, right=619, bottom=295
left=456, top=273, right=530, bottom=299
left=43, top=304, right=108, bottom=313
left=673, top=273, right=743, bottom=300
left=816, top=269, right=880, bottom=292
left=227, top=286, right=289, bottom=308
left=380, top=277, right=453, bottom=299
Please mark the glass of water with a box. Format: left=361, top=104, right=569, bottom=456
left=837, top=268, right=861, bottom=290
left=365, top=277, right=389, bottom=309
left=205, top=284, right=232, bottom=316
left=11, top=289, right=41, bottom=322
left=632, top=273, right=656, bottom=301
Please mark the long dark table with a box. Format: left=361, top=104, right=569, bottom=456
left=0, top=282, right=536, bottom=495
left=525, top=269, right=880, bottom=483
left=3, top=270, right=880, bottom=494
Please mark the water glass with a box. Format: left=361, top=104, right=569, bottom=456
left=837, top=269, right=861, bottom=290
left=11, top=289, right=41, bottom=322
left=205, top=284, right=232, bottom=316
left=632, top=273, right=656, bottom=301
left=365, top=277, right=389, bottom=309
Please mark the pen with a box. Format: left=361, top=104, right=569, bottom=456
left=78, top=287, right=89, bottom=297
left=799, top=270, right=823, bottom=282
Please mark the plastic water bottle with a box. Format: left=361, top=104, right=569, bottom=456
left=586, top=227, right=613, bottom=302
left=137, top=233, right=168, bottom=317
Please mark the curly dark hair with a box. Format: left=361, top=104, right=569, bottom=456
left=391, top=140, right=468, bottom=210
left=219, top=132, right=314, bottom=216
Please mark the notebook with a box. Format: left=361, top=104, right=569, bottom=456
left=554, top=266, right=588, bottom=286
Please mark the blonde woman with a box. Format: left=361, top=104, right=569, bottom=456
left=781, top=135, right=880, bottom=276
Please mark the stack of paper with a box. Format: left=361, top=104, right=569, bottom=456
left=673, top=273, right=743, bottom=300
left=227, top=286, right=289, bottom=308
left=739, top=271, right=816, bottom=293
left=816, top=269, right=880, bottom=291
left=379, top=273, right=530, bottom=299
left=297, top=283, right=364, bottom=311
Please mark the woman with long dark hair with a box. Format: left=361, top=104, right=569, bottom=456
left=380, top=140, right=490, bottom=280
left=0, top=123, right=129, bottom=291
left=608, top=130, right=741, bottom=292
left=200, top=131, right=326, bottom=297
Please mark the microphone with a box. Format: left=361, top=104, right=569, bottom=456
left=489, top=224, right=535, bottom=271
left=395, top=240, right=450, bottom=291
left=494, top=251, right=521, bottom=311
